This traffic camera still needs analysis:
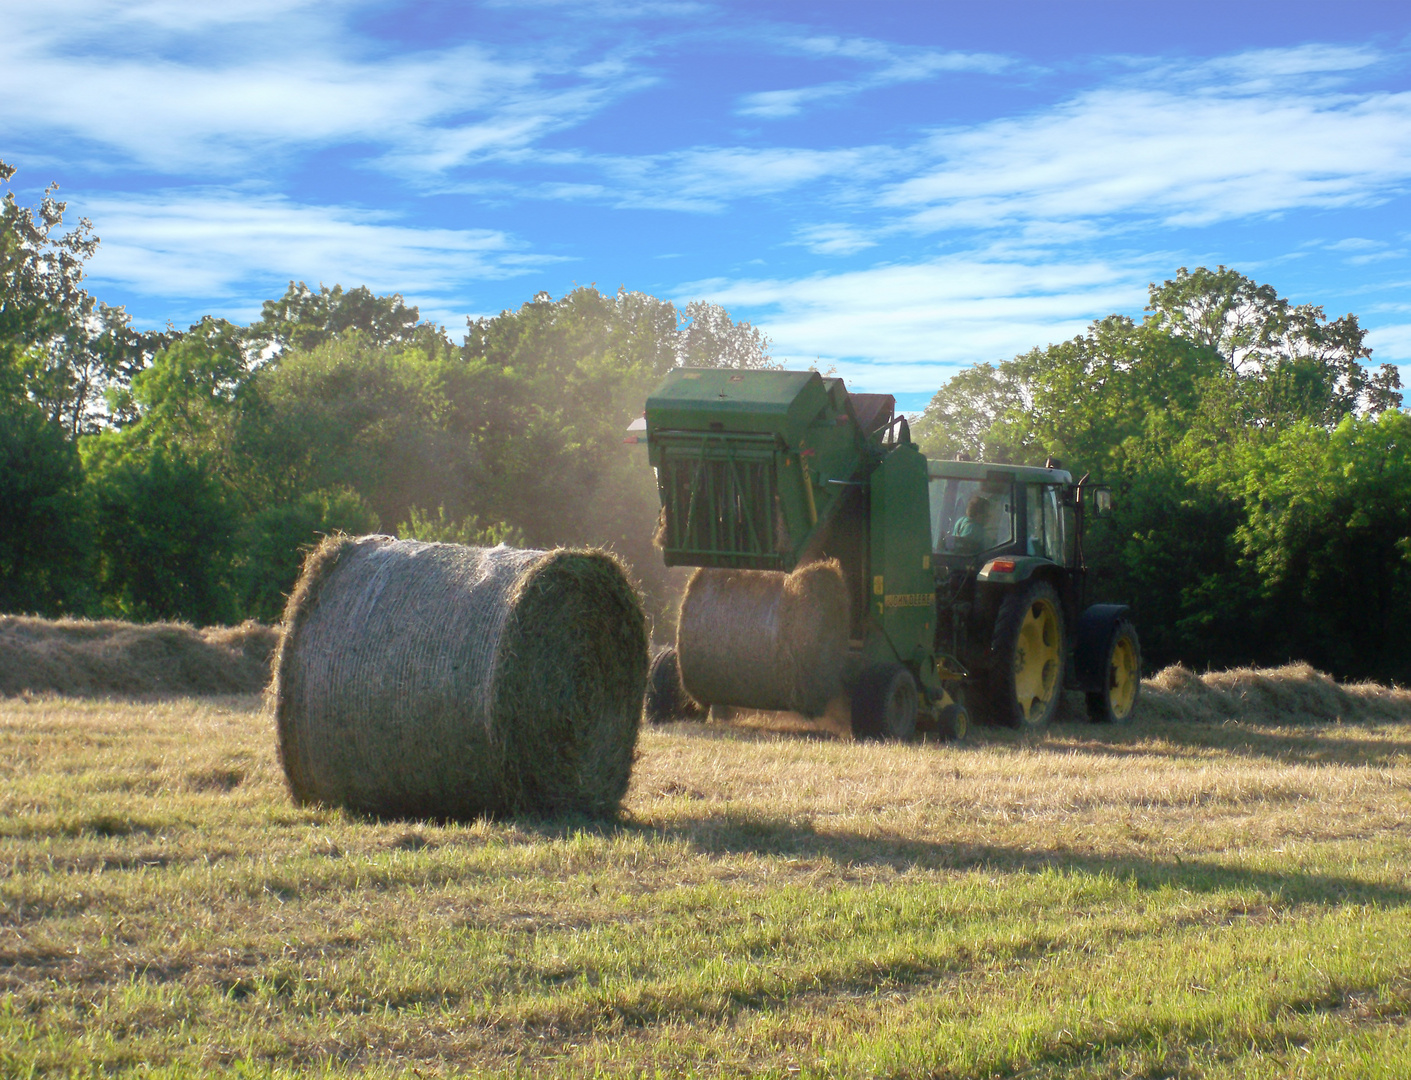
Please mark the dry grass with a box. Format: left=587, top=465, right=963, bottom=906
left=0, top=615, right=277, bottom=697
left=2, top=670, right=1410, bottom=1077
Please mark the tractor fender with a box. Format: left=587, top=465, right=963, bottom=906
left=1071, top=603, right=1133, bottom=693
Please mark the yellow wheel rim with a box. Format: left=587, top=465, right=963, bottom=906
left=1108, top=635, right=1138, bottom=720
left=1013, top=598, right=1061, bottom=723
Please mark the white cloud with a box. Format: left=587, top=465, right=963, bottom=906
left=600, top=145, right=894, bottom=211
left=0, top=1, right=634, bottom=177
left=680, top=254, right=1153, bottom=392
left=795, top=223, right=877, bottom=256
left=1366, top=322, right=1411, bottom=362
left=883, top=49, right=1411, bottom=232
left=737, top=35, right=1010, bottom=119
left=1191, top=43, right=1384, bottom=89
left=76, top=190, right=554, bottom=313
left=1327, top=237, right=1385, bottom=251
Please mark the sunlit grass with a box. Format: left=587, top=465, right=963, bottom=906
left=2, top=692, right=1409, bottom=1076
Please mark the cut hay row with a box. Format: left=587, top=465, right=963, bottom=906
left=0, top=615, right=277, bottom=697
left=1133, top=661, right=1411, bottom=725
left=5, top=609, right=1409, bottom=734
left=271, top=535, right=648, bottom=820
left=714, top=662, right=1411, bottom=737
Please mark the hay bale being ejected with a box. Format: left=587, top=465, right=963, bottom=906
left=676, top=559, right=849, bottom=717
left=271, top=536, right=647, bottom=820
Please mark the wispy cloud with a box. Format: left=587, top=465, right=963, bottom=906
left=883, top=47, right=1411, bottom=232
left=76, top=189, right=555, bottom=322
left=681, top=253, right=1155, bottom=391
left=599, top=146, right=894, bottom=211
left=737, top=34, right=1011, bottom=119
left=0, top=1, right=638, bottom=177
left=794, top=223, right=877, bottom=256
left=1365, top=322, right=1411, bottom=362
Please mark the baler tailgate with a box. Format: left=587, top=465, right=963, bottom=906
left=657, top=432, right=783, bottom=569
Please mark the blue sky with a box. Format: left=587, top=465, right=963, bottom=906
left=4, top=0, right=1411, bottom=411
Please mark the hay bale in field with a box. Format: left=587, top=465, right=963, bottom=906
left=270, top=535, right=647, bottom=820
left=675, top=559, right=848, bottom=717
left=0, top=615, right=277, bottom=697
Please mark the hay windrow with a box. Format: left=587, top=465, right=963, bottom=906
left=270, top=536, right=647, bottom=820
left=1136, top=661, right=1411, bottom=725
left=676, top=559, right=848, bottom=717
left=0, top=615, right=277, bottom=698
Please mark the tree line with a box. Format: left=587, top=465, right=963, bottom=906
left=4, top=160, right=1409, bottom=681
left=912, top=268, right=1407, bottom=682
left=1, top=160, right=772, bottom=633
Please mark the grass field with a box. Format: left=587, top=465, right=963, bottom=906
left=2, top=689, right=1410, bottom=1078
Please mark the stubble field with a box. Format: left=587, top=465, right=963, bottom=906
left=2, top=686, right=1410, bottom=1078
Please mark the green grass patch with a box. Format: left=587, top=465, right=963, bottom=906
left=2, top=694, right=1409, bottom=1076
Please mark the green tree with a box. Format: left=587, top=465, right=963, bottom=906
left=1146, top=265, right=1401, bottom=424
left=246, top=281, right=446, bottom=356
left=1218, top=411, right=1411, bottom=681
left=915, top=266, right=1411, bottom=679
left=912, top=315, right=1219, bottom=477
left=229, top=331, right=461, bottom=524
left=1, top=160, right=171, bottom=436
left=397, top=506, right=521, bottom=547
left=235, top=488, right=379, bottom=622
left=105, top=318, right=251, bottom=468
left=675, top=301, right=776, bottom=369
left=84, top=444, right=239, bottom=624
left=0, top=396, right=93, bottom=615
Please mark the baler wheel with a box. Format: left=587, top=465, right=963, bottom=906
left=988, top=581, right=1065, bottom=729
left=1086, top=620, right=1141, bottom=724
left=936, top=703, right=969, bottom=742
left=852, top=663, right=919, bottom=742
left=645, top=647, right=706, bottom=724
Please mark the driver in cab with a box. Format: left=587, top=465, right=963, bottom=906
left=951, top=494, right=991, bottom=553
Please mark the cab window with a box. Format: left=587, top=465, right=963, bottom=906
left=1025, top=484, right=1064, bottom=561
left=930, top=477, right=1015, bottom=554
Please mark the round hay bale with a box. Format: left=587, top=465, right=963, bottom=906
left=271, top=535, right=647, bottom=820
left=675, top=559, right=848, bottom=717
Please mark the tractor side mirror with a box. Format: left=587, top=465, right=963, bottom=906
left=1092, top=487, right=1113, bottom=516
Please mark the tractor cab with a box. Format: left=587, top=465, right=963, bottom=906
left=928, top=460, right=1075, bottom=567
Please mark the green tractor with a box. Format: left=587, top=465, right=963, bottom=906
left=635, top=367, right=1140, bottom=738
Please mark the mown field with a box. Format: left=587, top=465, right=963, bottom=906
left=2, top=687, right=1410, bottom=1078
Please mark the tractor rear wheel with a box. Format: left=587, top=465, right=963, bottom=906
left=987, top=580, right=1065, bottom=729
left=644, top=647, right=705, bottom=724
left=852, top=663, right=919, bottom=742
left=1086, top=620, right=1141, bottom=724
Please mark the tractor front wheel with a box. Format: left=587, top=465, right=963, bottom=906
left=852, top=663, right=919, bottom=742
left=987, top=580, right=1065, bottom=729
left=1086, top=620, right=1141, bottom=724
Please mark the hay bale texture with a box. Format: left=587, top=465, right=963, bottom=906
left=0, top=616, right=276, bottom=697
left=271, top=535, right=647, bottom=820
left=676, top=559, right=849, bottom=717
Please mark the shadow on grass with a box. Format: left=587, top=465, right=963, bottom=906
left=661, top=709, right=1411, bottom=768
left=512, top=811, right=1411, bottom=911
